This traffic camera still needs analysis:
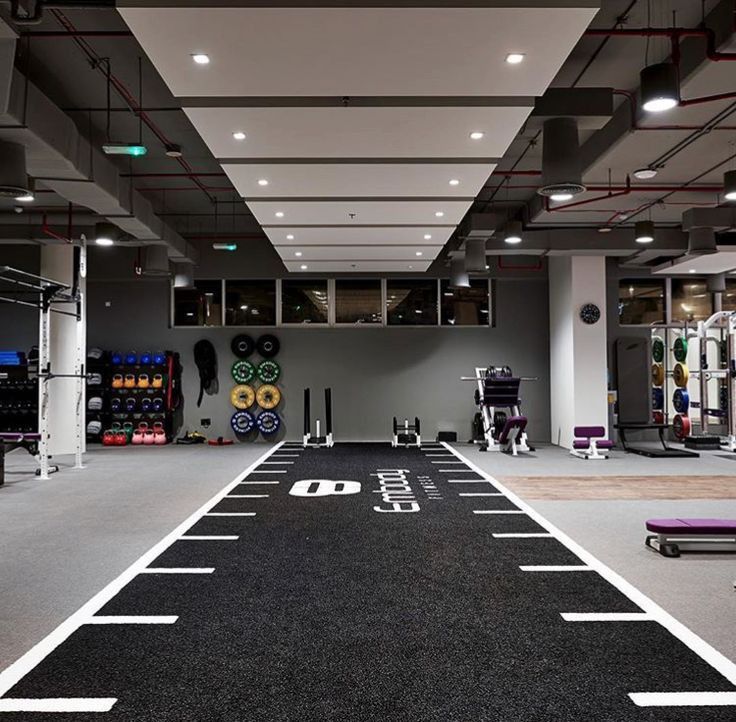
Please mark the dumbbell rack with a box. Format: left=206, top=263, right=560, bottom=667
left=86, top=351, right=181, bottom=443
left=0, top=357, right=38, bottom=434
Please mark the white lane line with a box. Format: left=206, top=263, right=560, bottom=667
left=204, top=512, right=256, bottom=517
left=431, top=460, right=464, bottom=464
left=262, top=461, right=293, bottom=465
left=447, top=479, right=493, bottom=484
left=439, top=469, right=479, bottom=473
left=0, top=699, right=118, bottom=713
left=520, top=565, right=592, bottom=572
left=226, top=494, right=269, bottom=499
left=560, top=613, right=652, bottom=622
left=272, top=454, right=299, bottom=457
left=629, top=692, right=736, bottom=707
left=239, top=481, right=279, bottom=485
left=493, top=533, right=554, bottom=539
left=141, top=568, right=215, bottom=574
left=442, top=441, right=736, bottom=688
left=85, top=616, right=178, bottom=625
left=249, top=470, right=286, bottom=474
left=0, top=441, right=283, bottom=700
left=473, top=510, right=525, bottom=515
left=459, top=492, right=504, bottom=497
left=180, top=535, right=239, bottom=541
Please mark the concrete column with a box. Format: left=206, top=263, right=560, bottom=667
left=549, top=256, right=608, bottom=448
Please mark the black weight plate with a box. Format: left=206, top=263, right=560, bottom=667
left=256, top=334, right=280, bottom=358
left=231, top=334, right=255, bottom=359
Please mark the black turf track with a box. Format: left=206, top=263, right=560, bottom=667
left=3, top=442, right=736, bottom=721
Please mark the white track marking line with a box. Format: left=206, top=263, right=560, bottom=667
left=226, top=494, right=268, bottom=499
left=141, top=568, right=215, bottom=574
left=447, top=479, right=493, bottom=484
left=431, top=460, right=464, bottom=464
left=249, top=470, right=286, bottom=474
left=520, top=565, right=592, bottom=572
left=0, top=699, right=118, bottom=713
left=473, top=510, right=525, bottom=515
left=459, top=492, right=504, bottom=497
left=86, top=616, right=178, bottom=625
left=560, top=613, right=652, bottom=622
left=180, top=535, right=239, bottom=541
left=438, top=469, right=479, bottom=473
left=629, top=692, right=736, bottom=707
left=442, top=442, right=736, bottom=688
left=493, top=533, right=554, bottom=539
left=0, top=442, right=282, bottom=699
left=239, top=481, right=279, bottom=485
left=272, top=454, right=299, bottom=457
left=204, top=512, right=256, bottom=517
left=261, top=461, right=293, bottom=465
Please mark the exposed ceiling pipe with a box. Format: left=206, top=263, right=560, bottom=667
left=545, top=176, right=632, bottom=212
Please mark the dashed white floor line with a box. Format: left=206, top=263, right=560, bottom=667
left=439, top=469, right=478, bottom=473
left=560, top=613, right=652, bottom=622
left=493, top=533, right=554, bottom=539
left=473, top=510, right=525, bottom=515
left=86, top=616, right=178, bottom=625
left=239, top=481, right=279, bottom=485
left=272, top=454, right=300, bottom=458
left=205, top=512, right=256, bottom=517
left=0, top=441, right=284, bottom=702
left=441, top=442, right=736, bottom=691
left=431, top=461, right=464, bottom=464
left=141, top=568, right=215, bottom=574
left=180, top=535, right=239, bottom=541
left=447, top=479, right=493, bottom=484
left=459, top=492, right=504, bottom=497
left=0, top=699, right=118, bottom=713
left=629, top=692, right=736, bottom=707
left=249, top=470, right=287, bottom=474
left=519, top=565, right=592, bottom=572
left=261, top=461, right=294, bottom=465
left=226, top=494, right=269, bottom=499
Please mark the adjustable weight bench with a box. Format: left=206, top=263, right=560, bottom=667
left=497, top=416, right=527, bottom=456
left=570, top=426, right=613, bottom=460
left=645, top=518, right=736, bottom=557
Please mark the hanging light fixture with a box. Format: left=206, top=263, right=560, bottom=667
left=94, top=222, right=119, bottom=246
left=724, top=170, right=736, bottom=201
left=640, top=63, right=679, bottom=113
left=503, top=220, right=523, bottom=245
left=464, top=239, right=487, bottom=272
left=449, top=257, right=470, bottom=288
left=537, top=117, right=586, bottom=201
left=0, top=141, right=33, bottom=200
left=634, top=220, right=655, bottom=244
left=688, top=226, right=717, bottom=256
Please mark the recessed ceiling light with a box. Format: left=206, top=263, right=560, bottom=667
left=633, top=167, right=658, bottom=180
left=286, top=234, right=295, bottom=240
left=469, top=131, right=485, bottom=140
left=275, top=211, right=284, bottom=218
left=232, top=131, right=246, bottom=141
left=689, top=269, right=696, bottom=274
left=435, top=211, right=444, bottom=218
left=598, top=226, right=612, bottom=233
left=408, top=265, right=414, bottom=270
left=449, top=179, right=460, bottom=186
left=257, top=179, right=269, bottom=186
left=505, top=53, right=525, bottom=64
left=192, top=53, right=210, bottom=65
left=300, top=264, right=308, bottom=270
left=415, top=251, right=423, bottom=257
left=424, top=234, right=432, bottom=240
left=295, top=251, right=303, bottom=257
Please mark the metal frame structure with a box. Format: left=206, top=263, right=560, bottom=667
left=0, top=261, right=85, bottom=479
left=303, top=387, right=334, bottom=448
left=391, top=417, right=421, bottom=448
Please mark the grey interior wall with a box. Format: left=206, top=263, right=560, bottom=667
left=84, top=276, right=550, bottom=442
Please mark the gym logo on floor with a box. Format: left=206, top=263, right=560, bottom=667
left=289, top=480, right=361, bottom=497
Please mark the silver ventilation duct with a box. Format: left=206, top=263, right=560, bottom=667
left=537, top=117, right=586, bottom=199
left=0, top=140, right=31, bottom=198
left=707, top=273, right=726, bottom=293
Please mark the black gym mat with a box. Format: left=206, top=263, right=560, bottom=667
left=2, top=442, right=736, bottom=721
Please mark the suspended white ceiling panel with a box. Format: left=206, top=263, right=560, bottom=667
left=224, top=163, right=493, bottom=199
left=119, top=5, right=599, bottom=97
left=283, top=260, right=432, bottom=273
left=249, top=200, right=472, bottom=226
left=652, top=251, right=736, bottom=275
left=265, top=226, right=454, bottom=247
left=274, top=245, right=443, bottom=262
left=184, top=106, right=532, bottom=159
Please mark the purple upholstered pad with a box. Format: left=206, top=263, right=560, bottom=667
left=573, top=439, right=613, bottom=449
left=573, top=425, right=606, bottom=438
left=646, top=518, right=736, bottom=534
left=0, top=433, right=40, bottom=442
left=498, top=416, right=527, bottom=443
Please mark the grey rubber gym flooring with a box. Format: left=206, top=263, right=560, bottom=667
left=1, top=442, right=735, bottom=720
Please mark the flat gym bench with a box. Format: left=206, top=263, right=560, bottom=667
left=645, top=518, right=736, bottom=557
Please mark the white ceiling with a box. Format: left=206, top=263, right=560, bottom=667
left=183, top=106, right=532, bottom=159
left=223, top=163, right=493, bottom=199
left=120, top=2, right=599, bottom=271
left=282, top=260, right=432, bottom=273
left=274, top=245, right=443, bottom=262
left=653, top=251, right=736, bottom=275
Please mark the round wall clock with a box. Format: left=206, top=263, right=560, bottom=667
left=580, top=303, right=601, bottom=325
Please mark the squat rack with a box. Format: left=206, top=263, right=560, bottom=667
left=0, top=261, right=85, bottom=479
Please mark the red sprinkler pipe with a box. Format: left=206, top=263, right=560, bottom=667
left=545, top=176, right=632, bottom=212
left=41, top=203, right=74, bottom=244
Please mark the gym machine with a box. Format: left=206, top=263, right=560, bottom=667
left=464, top=366, right=534, bottom=452
left=391, top=417, right=421, bottom=448
left=303, top=387, right=334, bottom=448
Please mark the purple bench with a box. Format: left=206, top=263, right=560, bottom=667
left=645, top=518, right=736, bottom=557
left=570, top=426, right=613, bottom=459
left=497, top=416, right=527, bottom=456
